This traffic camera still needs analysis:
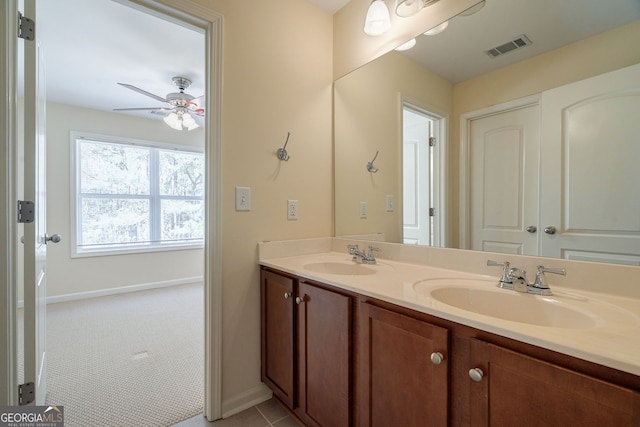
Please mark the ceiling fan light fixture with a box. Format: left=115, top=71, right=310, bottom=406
left=364, top=0, right=391, bottom=36
left=163, top=112, right=183, bottom=131
left=182, top=112, right=199, bottom=131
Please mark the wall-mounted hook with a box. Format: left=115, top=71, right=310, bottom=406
left=277, top=132, right=291, bottom=161
left=367, top=150, right=379, bottom=173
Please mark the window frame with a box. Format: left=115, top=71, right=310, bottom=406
left=70, top=131, right=205, bottom=258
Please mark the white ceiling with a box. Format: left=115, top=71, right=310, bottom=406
left=30, top=0, right=640, bottom=120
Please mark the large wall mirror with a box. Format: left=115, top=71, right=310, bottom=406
left=334, top=0, right=640, bottom=266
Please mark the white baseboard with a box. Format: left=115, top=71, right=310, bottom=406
left=221, top=383, right=272, bottom=419
left=17, top=276, right=204, bottom=308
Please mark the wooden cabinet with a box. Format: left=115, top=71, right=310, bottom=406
left=261, top=267, right=640, bottom=426
left=468, top=339, right=640, bottom=426
left=358, top=302, right=449, bottom=427
left=261, top=268, right=352, bottom=427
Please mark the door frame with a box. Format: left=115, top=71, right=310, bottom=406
left=0, top=0, right=19, bottom=406
left=0, top=0, right=224, bottom=419
left=459, top=94, right=540, bottom=249
left=399, top=95, right=447, bottom=247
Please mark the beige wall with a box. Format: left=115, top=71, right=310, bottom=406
left=45, top=102, right=204, bottom=298
left=335, top=51, right=452, bottom=242
left=191, top=0, right=333, bottom=410
left=449, top=20, right=640, bottom=246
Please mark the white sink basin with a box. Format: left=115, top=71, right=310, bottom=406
left=303, top=261, right=376, bottom=275
left=413, top=278, right=597, bottom=329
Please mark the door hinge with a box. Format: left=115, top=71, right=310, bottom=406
left=18, top=12, right=35, bottom=41
left=429, top=208, right=436, bottom=217
left=18, top=200, right=35, bottom=223
left=19, top=382, right=35, bottom=405
left=429, top=137, right=436, bottom=147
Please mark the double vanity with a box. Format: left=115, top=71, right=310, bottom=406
left=259, top=237, right=640, bottom=426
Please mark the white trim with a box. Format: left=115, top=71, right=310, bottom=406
left=221, top=384, right=272, bottom=419
left=116, top=0, right=223, bottom=421
left=0, top=0, right=19, bottom=406
left=17, top=276, right=204, bottom=307
left=458, top=94, right=540, bottom=249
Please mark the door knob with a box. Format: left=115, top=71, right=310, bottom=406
left=44, top=233, right=62, bottom=244
left=526, top=225, right=537, bottom=233
left=544, top=226, right=556, bottom=235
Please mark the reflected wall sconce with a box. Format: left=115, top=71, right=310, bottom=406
left=364, top=0, right=391, bottom=36
left=277, top=132, right=291, bottom=161
left=367, top=150, right=380, bottom=173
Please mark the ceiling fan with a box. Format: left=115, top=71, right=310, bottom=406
left=114, top=76, right=204, bottom=131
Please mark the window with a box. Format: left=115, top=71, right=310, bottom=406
left=72, top=133, right=204, bottom=256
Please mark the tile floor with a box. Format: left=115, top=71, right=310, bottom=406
left=173, top=398, right=302, bottom=427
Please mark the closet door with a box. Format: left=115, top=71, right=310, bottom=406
left=539, top=63, right=640, bottom=265
left=468, top=104, right=540, bottom=255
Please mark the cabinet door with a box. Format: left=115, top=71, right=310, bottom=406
left=358, top=303, right=449, bottom=427
left=469, top=339, right=640, bottom=426
left=297, top=281, right=352, bottom=427
left=261, top=270, right=295, bottom=408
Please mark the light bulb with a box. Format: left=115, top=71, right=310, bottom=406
left=395, top=0, right=423, bottom=17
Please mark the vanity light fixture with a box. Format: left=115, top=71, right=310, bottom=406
left=394, top=38, right=417, bottom=51
left=364, top=0, right=391, bottom=36
left=395, top=0, right=440, bottom=18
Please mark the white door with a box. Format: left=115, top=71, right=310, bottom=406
left=468, top=104, right=540, bottom=255
left=22, top=0, right=52, bottom=405
left=539, top=63, right=640, bottom=265
left=403, top=108, right=432, bottom=245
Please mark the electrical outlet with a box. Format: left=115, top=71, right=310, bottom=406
left=386, top=195, right=394, bottom=212
left=287, top=200, right=298, bottom=220
left=235, top=187, right=251, bottom=211
left=360, top=201, right=367, bottom=218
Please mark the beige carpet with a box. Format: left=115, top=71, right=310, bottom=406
left=43, top=283, right=204, bottom=427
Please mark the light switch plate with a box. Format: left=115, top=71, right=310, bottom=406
left=386, top=195, right=394, bottom=212
left=235, top=187, right=251, bottom=211
left=360, top=201, right=367, bottom=218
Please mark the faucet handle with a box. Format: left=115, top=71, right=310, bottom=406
left=367, top=245, right=380, bottom=255
left=487, top=260, right=511, bottom=283
left=533, top=265, right=566, bottom=289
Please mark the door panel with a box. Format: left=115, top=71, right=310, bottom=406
left=540, top=63, right=640, bottom=265
left=469, top=105, right=540, bottom=255
left=23, top=0, right=47, bottom=404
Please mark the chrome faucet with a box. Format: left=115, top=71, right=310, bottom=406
left=487, top=260, right=565, bottom=296
left=348, top=244, right=379, bottom=265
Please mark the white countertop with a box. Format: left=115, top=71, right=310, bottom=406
left=260, top=250, right=640, bottom=377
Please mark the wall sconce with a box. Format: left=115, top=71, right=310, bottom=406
left=395, top=0, right=440, bottom=17
left=364, top=0, right=391, bottom=36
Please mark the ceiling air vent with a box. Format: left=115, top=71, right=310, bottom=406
left=486, top=35, right=532, bottom=58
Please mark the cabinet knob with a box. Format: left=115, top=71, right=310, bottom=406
left=295, top=296, right=305, bottom=305
left=469, top=368, right=484, bottom=382
left=430, top=352, right=445, bottom=365
left=284, top=292, right=292, bottom=300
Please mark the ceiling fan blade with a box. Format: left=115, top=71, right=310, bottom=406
left=117, top=83, right=167, bottom=103
left=113, top=107, right=172, bottom=111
